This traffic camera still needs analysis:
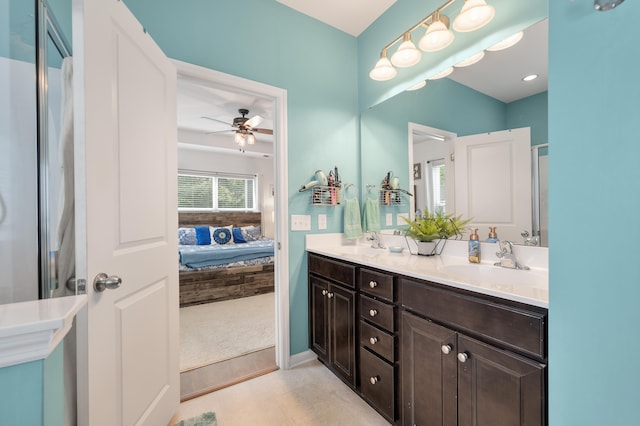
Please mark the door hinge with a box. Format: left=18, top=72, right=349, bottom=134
left=277, top=242, right=281, bottom=250
left=450, top=153, right=455, bottom=162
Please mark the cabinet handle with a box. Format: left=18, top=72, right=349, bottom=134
left=457, top=352, right=469, bottom=363
left=441, top=344, right=452, bottom=355
left=369, top=375, right=380, bottom=385
left=327, top=292, right=334, bottom=299
left=369, top=309, right=378, bottom=317
left=369, top=280, right=378, bottom=288
left=321, top=289, right=328, bottom=296
left=369, top=337, right=378, bottom=345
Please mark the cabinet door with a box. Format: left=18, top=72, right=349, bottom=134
left=330, top=283, right=356, bottom=386
left=310, top=276, right=329, bottom=364
left=457, top=335, right=546, bottom=426
left=401, top=311, right=457, bottom=426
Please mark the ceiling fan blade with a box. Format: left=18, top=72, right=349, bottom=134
left=206, top=129, right=235, bottom=135
left=201, top=116, right=231, bottom=126
left=252, top=128, right=273, bottom=135
left=244, top=114, right=264, bottom=128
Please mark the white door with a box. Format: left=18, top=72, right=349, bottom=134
left=73, top=0, right=179, bottom=425
left=454, top=128, right=532, bottom=243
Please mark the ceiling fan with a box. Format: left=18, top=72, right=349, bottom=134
left=201, top=108, right=273, bottom=147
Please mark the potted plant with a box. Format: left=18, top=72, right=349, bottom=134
left=402, top=209, right=471, bottom=255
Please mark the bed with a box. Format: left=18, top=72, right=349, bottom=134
left=178, top=212, right=275, bottom=307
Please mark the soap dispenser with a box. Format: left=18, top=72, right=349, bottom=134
left=468, top=228, right=481, bottom=263
left=487, top=226, right=499, bottom=243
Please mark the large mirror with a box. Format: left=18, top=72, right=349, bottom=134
left=360, top=18, right=548, bottom=246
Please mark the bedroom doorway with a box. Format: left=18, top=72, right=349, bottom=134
left=174, top=61, right=289, bottom=400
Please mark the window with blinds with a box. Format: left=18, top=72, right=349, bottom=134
left=178, top=173, right=256, bottom=211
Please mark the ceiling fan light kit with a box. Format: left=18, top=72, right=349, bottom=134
left=202, top=108, right=272, bottom=149
left=369, top=0, right=498, bottom=83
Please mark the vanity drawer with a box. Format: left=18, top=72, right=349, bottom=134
left=308, top=254, right=356, bottom=289
left=359, top=268, right=394, bottom=302
left=360, top=295, right=394, bottom=332
left=359, top=347, right=396, bottom=421
left=360, top=321, right=395, bottom=363
left=400, top=278, right=547, bottom=360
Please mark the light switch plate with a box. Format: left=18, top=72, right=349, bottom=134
left=291, top=214, right=311, bottom=231
left=386, top=213, right=393, bottom=226
left=318, top=214, right=327, bottom=230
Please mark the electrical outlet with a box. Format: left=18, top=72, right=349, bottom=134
left=318, top=214, right=327, bottom=230
left=291, top=214, right=311, bottom=231
left=386, top=213, right=393, bottom=226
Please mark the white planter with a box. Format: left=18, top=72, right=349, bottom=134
left=416, top=241, right=437, bottom=256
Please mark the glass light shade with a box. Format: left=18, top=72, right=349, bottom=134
left=428, top=66, right=454, bottom=80
left=522, top=74, right=539, bottom=82
left=247, top=133, right=256, bottom=144
left=453, top=0, right=496, bottom=32
left=407, top=80, right=427, bottom=91
left=419, top=20, right=455, bottom=52
left=390, top=36, right=422, bottom=68
left=454, top=51, right=485, bottom=67
left=369, top=56, right=397, bottom=81
left=486, top=31, right=524, bottom=51
left=234, top=132, right=246, bottom=146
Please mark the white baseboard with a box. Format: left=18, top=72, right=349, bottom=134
left=288, top=350, right=317, bottom=369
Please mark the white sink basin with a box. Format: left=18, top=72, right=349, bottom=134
left=437, top=263, right=547, bottom=288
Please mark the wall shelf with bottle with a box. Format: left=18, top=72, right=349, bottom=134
left=311, top=185, right=341, bottom=206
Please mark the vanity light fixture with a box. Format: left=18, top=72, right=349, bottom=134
left=454, top=50, right=485, bottom=67
left=452, top=0, right=496, bottom=32
left=419, top=11, right=455, bottom=52
left=428, top=66, right=454, bottom=80
left=369, top=50, right=398, bottom=81
left=486, top=31, right=523, bottom=51
left=391, top=33, right=422, bottom=68
left=522, top=74, right=539, bottom=82
left=407, top=80, right=427, bottom=91
left=369, top=0, right=496, bottom=81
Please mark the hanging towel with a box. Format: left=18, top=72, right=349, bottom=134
left=361, top=198, right=381, bottom=233
left=343, top=197, right=363, bottom=239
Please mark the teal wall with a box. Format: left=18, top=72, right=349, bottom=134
left=0, top=345, right=64, bottom=426
left=549, top=1, right=640, bottom=424
left=506, top=91, right=548, bottom=146
left=1, top=0, right=35, bottom=61
left=125, top=0, right=359, bottom=355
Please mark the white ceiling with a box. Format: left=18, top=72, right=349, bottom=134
left=176, top=4, right=548, bottom=155
left=276, top=0, right=397, bottom=37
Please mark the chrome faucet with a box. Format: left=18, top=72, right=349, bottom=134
left=367, top=231, right=386, bottom=249
left=494, top=240, right=529, bottom=270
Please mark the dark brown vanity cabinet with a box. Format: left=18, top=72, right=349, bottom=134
left=358, top=268, right=398, bottom=422
left=308, top=254, right=357, bottom=387
left=400, top=278, right=548, bottom=426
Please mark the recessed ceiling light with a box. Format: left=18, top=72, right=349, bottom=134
left=522, top=74, right=539, bottom=82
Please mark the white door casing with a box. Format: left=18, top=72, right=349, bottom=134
left=73, top=0, right=179, bottom=424
left=454, top=127, right=532, bottom=243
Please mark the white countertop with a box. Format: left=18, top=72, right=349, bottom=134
left=0, top=295, right=87, bottom=368
left=306, top=234, right=548, bottom=309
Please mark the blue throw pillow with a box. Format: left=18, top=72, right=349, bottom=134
left=195, top=225, right=211, bottom=245
left=213, top=227, right=232, bottom=244
left=232, top=227, right=246, bottom=243
left=178, top=227, right=197, bottom=245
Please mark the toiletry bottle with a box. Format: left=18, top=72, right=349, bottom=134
left=487, top=226, right=499, bottom=243
left=468, top=228, right=481, bottom=263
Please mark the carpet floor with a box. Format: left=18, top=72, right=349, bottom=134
left=180, top=293, right=275, bottom=372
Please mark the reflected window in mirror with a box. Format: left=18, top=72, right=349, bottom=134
left=426, top=159, right=446, bottom=214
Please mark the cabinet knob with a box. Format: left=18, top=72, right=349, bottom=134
left=321, top=289, right=328, bottom=296
left=369, top=337, right=378, bottom=345
left=369, top=376, right=380, bottom=385
left=441, top=344, right=452, bottom=355
left=327, top=292, right=334, bottom=299
left=369, top=280, right=378, bottom=288
left=457, top=352, right=469, bottom=363
left=369, top=309, right=378, bottom=317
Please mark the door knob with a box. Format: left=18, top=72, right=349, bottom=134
left=369, top=280, right=378, bottom=288
left=370, top=337, right=378, bottom=345
left=93, top=273, right=122, bottom=292
left=322, top=289, right=328, bottom=296
left=441, top=344, right=453, bottom=355
left=369, top=309, right=378, bottom=317
left=369, top=376, right=380, bottom=385
left=327, top=292, right=334, bottom=299
left=457, top=352, right=469, bottom=363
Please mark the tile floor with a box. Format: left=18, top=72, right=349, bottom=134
left=169, top=359, right=390, bottom=426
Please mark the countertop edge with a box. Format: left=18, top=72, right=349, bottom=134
left=0, top=295, right=87, bottom=368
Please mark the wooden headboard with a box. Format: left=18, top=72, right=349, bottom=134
left=178, top=212, right=261, bottom=228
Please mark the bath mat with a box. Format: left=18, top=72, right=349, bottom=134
left=173, top=411, right=217, bottom=426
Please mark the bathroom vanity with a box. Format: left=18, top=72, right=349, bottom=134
left=307, top=235, right=548, bottom=425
